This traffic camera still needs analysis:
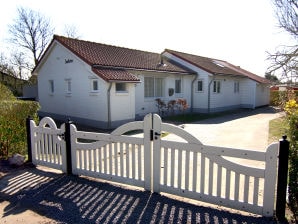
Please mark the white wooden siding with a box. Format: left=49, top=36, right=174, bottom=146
left=255, top=83, right=270, bottom=107
left=240, top=79, right=256, bottom=108
left=37, top=42, right=136, bottom=127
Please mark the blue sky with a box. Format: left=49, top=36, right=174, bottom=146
left=0, top=0, right=294, bottom=77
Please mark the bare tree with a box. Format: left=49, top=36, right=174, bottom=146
left=9, top=51, right=30, bottom=79
left=267, top=0, right=298, bottom=82
left=8, top=7, right=54, bottom=69
left=63, top=24, right=81, bottom=38
left=274, top=0, right=298, bottom=38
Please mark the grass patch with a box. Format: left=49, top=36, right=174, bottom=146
left=163, top=110, right=241, bottom=123
left=268, top=116, right=288, bottom=144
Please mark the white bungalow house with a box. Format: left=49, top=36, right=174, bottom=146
left=162, top=49, right=271, bottom=113
left=33, top=35, right=270, bottom=129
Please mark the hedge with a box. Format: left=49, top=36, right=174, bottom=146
left=270, top=90, right=298, bottom=106
left=285, top=100, right=298, bottom=220
left=0, top=100, right=39, bottom=158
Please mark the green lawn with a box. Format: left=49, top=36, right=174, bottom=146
left=268, top=116, right=288, bottom=143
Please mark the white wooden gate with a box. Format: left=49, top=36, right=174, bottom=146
left=29, top=117, right=67, bottom=172
left=150, top=114, right=278, bottom=217
left=29, top=114, right=279, bottom=216
left=69, top=114, right=153, bottom=190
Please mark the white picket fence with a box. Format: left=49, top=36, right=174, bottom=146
left=28, top=114, right=279, bottom=217
left=30, top=116, right=67, bottom=172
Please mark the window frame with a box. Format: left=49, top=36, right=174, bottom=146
left=91, top=79, right=99, bottom=92
left=49, top=80, right=54, bottom=94
left=234, top=81, right=240, bottom=93
left=213, top=80, right=221, bottom=93
left=197, top=80, right=203, bottom=92
left=144, top=76, right=164, bottom=98
left=65, top=78, right=72, bottom=95
left=115, top=82, right=128, bottom=93
left=175, top=78, right=182, bottom=94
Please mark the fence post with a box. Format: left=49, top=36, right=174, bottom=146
left=26, top=116, right=33, bottom=164
left=275, top=135, right=290, bottom=221
left=65, top=119, right=73, bottom=175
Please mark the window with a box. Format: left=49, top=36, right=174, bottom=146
left=197, top=80, right=203, bottom=92
left=234, top=81, right=239, bottom=93
left=144, top=77, right=164, bottom=98
left=91, top=79, right=99, bottom=91
left=65, top=79, right=71, bottom=94
left=175, top=79, right=182, bottom=93
left=49, top=80, right=54, bottom=93
left=213, top=80, right=221, bottom=93
left=116, top=83, right=127, bottom=92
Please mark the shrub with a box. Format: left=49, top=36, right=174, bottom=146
left=0, top=82, right=16, bottom=101
left=284, top=99, right=298, bottom=219
left=270, top=90, right=298, bottom=107
left=0, top=83, right=39, bottom=158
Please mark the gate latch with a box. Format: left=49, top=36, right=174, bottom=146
left=150, top=130, right=161, bottom=141
left=154, top=132, right=161, bottom=140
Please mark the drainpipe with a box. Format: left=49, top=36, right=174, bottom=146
left=191, top=73, right=199, bottom=113
left=208, top=77, right=215, bottom=113
left=107, top=83, right=112, bottom=129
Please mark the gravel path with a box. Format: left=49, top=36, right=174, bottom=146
left=0, top=166, right=277, bottom=224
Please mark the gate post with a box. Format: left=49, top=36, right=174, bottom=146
left=65, top=119, right=73, bottom=175
left=152, top=114, right=162, bottom=193
left=26, top=116, right=33, bottom=164
left=275, top=135, right=290, bottom=221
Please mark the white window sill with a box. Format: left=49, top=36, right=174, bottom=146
left=89, top=92, right=99, bottom=96
left=116, top=91, right=129, bottom=96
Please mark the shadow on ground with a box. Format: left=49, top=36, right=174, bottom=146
left=0, top=167, right=277, bottom=224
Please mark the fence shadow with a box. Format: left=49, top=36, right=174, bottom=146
left=0, top=167, right=276, bottom=224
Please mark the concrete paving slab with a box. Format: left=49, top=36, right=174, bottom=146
left=164, top=107, right=285, bottom=151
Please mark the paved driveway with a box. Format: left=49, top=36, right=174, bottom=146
left=164, top=107, right=285, bottom=151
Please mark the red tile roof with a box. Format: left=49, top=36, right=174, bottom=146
left=92, top=68, right=140, bottom=82
left=50, top=35, right=193, bottom=82
left=164, top=49, right=271, bottom=84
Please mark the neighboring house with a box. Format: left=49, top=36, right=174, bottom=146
left=270, top=84, right=298, bottom=91
left=33, top=35, right=270, bottom=129
left=163, top=49, right=271, bottom=113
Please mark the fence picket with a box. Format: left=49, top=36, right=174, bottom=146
left=217, top=165, right=222, bottom=197
left=193, top=152, right=198, bottom=192
left=185, top=150, right=190, bottom=190
left=253, top=177, right=259, bottom=205
left=132, top=144, right=135, bottom=178
left=226, top=169, right=231, bottom=200
left=138, top=144, right=142, bottom=180
left=200, top=154, right=205, bottom=194
left=208, top=160, right=214, bottom=195
left=120, top=143, right=124, bottom=177
left=177, top=149, right=182, bottom=189
left=235, top=173, right=240, bottom=201
left=126, top=143, right=129, bottom=178
left=171, top=149, right=175, bottom=187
